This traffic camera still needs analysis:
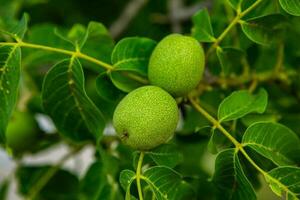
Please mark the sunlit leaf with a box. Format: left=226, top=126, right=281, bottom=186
left=267, top=166, right=300, bottom=199
left=218, top=89, right=268, bottom=122
left=54, top=24, right=86, bottom=49
left=0, top=13, right=28, bottom=40
left=279, top=0, right=300, bottom=16
left=26, top=24, right=74, bottom=50
left=111, top=37, right=156, bottom=76
left=242, top=122, right=300, bottom=166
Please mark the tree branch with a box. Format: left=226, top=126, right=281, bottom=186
left=188, top=96, right=295, bottom=198
left=109, top=0, right=148, bottom=38
left=26, top=147, right=82, bottom=200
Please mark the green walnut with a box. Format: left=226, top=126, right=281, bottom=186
left=113, top=86, right=179, bottom=150
left=148, top=34, right=205, bottom=97
left=5, top=111, right=38, bottom=150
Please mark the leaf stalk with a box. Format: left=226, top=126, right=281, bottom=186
left=188, top=96, right=295, bottom=198
left=136, top=151, right=145, bottom=200
left=0, top=41, right=149, bottom=84
left=205, top=0, right=265, bottom=58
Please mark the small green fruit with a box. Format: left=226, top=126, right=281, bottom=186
left=113, top=86, right=179, bottom=150
left=5, top=111, right=37, bottom=150
left=148, top=34, right=205, bottom=97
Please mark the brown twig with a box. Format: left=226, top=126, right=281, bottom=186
left=109, top=0, right=148, bottom=38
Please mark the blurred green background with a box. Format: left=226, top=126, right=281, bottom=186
left=1, top=0, right=196, bottom=40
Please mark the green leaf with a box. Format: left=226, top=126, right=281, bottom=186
left=53, top=24, right=86, bottom=48
left=22, top=24, right=74, bottom=74
left=0, top=45, right=21, bottom=143
left=109, top=37, right=154, bottom=93
left=241, top=113, right=280, bottom=127
left=119, top=169, right=136, bottom=200
left=216, top=47, right=245, bottom=76
left=218, top=88, right=268, bottom=122
left=68, top=24, right=87, bottom=48
left=97, top=147, right=120, bottom=177
left=80, top=161, right=106, bottom=199
left=0, top=13, right=28, bottom=40
left=95, top=72, right=124, bottom=102
left=81, top=150, right=122, bottom=200
left=54, top=24, right=88, bottom=49
left=240, top=14, right=287, bottom=45
left=81, top=161, right=122, bottom=200
left=42, top=58, right=105, bottom=142
left=191, top=8, right=216, bottom=42
left=242, top=122, right=300, bottom=166
left=146, top=144, right=183, bottom=168
left=279, top=0, right=300, bottom=16
left=267, top=166, right=300, bottom=199
left=181, top=103, right=211, bottom=135
left=111, top=37, right=156, bottom=76
left=0, top=15, right=27, bottom=140
left=239, top=0, right=279, bottom=18
left=142, top=166, right=194, bottom=200
left=95, top=184, right=123, bottom=200
left=53, top=22, right=114, bottom=64
left=109, top=71, right=145, bottom=93
left=26, top=24, right=74, bottom=50
left=213, top=149, right=256, bottom=200
left=17, top=166, right=80, bottom=199
left=81, top=22, right=114, bottom=64
left=227, top=0, right=243, bottom=11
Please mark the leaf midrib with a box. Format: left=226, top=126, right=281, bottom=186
left=140, top=175, right=168, bottom=200
left=219, top=95, right=256, bottom=122
left=114, top=57, right=148, bottom=68
left=0, top=45, right=18, bottom=88
left=243, top=142, right=294, bottom=165
left=66, top=57, right=90, bottom=133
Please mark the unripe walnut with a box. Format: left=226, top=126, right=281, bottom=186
left=148, top=34, right=205, bottom=97
left=113, top=86, right=179, bottom=150
left=5, top=111, right=38, bottom=151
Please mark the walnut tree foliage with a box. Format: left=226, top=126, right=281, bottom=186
left=1, top=0, right=300, bottom=199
